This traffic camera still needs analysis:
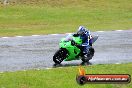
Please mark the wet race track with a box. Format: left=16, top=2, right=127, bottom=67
left=0, top=30, right=132, bottom=72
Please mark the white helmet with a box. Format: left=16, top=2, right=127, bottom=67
left=77, top=26, right=86, bottom=35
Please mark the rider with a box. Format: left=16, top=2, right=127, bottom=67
left=73, top=26, right=92, bottom=59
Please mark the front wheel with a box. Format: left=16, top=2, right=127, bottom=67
left=53, top=49, right=68, bottom=64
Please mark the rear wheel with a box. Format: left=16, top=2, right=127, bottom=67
left=81, top=47, right=95, bottom=62
left=53, top=49, right=68, bottom=64
left=88, top=47, right=95, bottom=59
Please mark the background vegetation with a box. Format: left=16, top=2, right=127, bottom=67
left=0, top=0, right=132, bottom=36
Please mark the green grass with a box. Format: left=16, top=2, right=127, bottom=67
left=0, top=63, right=132, bottom=88
left=0, top=0, right=132, bottom=36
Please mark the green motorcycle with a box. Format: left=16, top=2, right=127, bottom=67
left=53, top=34, right=98, bottom=64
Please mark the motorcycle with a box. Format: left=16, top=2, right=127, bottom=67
left=53, top=34, right=98, bottom=64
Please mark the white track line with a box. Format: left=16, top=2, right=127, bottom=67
left=2, top=37, right=9, bottom=38
left=32, top=35, right=41, bottom=37
left=50, top=34, right=59, bottom=35
left=116, top=30, right=123, bottom=31
left=36, top=68, right=40, bottom=70
left=0, top=72, right=3, bottom=73
left=65, top=33, right=73, bottom=35
left=16, top=36, right=23, bottom=37
left=115, top=63, right=121, bottom=64
left=0, top=30, right=127, bottom=39
left=97, top=31, right=105, bottom=32
left=58, top=67, right=63, bottom=68
left=45, top=68, right=52, bottom=70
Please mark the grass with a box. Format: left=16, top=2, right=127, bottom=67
left=0, top=63, right=132, bottom=88
left=0, top=0, right=132, bottom=36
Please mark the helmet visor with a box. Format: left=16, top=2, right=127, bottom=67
left=77, top=30, right=84, bottom=35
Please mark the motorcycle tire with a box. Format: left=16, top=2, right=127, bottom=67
left=81, top=47, right=95, bottom=62
left=53, top=48, right=68, bottom=64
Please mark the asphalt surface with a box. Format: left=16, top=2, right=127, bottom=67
left=0, top=30, right=132, bottom=72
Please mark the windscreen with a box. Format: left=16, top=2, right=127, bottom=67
left=64, top=34, right=73, bottom=42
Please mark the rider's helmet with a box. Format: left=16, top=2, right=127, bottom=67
left=77, top=26, right=86, bottom=35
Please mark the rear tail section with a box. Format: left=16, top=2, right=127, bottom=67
left=92, top=36, right=98, bottom=44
